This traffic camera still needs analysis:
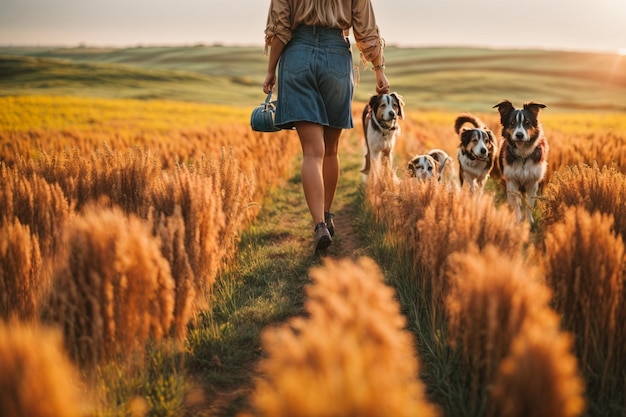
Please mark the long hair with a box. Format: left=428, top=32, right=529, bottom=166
left=294, top=0, right=348, bottom=27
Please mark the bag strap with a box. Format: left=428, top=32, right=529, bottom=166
left=263, top=91, right=275, bottom=111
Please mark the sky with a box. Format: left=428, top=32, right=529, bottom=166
left=0, top=0, right=625, bottom=54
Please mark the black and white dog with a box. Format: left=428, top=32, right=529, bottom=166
left=361, top=93, right=404, bottom=176
left=455, top=113, right=498, bottom=192
left=493, top=100, right=549, bottom=223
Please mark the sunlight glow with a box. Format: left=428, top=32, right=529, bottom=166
left=618, top=48, right=626, bottom=56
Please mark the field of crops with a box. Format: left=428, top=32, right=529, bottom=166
left=1, top=46, right=625, bottom=417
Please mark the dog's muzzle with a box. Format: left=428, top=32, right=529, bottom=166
left=471, top=149, right=489, bottom=161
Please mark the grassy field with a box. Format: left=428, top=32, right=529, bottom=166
left=1, top=45, right=625, bottom=111
left=1, top=46, right=626, bottom=417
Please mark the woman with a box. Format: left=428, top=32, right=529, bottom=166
left=263, top=0, right=390, bottom=255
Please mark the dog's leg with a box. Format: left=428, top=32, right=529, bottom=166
left=381, top=149, right=391, bottom=171
left=507, top=182, right=524, bottom=222
left=361, top=137, right=372, bottom=175
left=469, top=178, right=477, bottom=193
left=526, top=182, right=540, bottom=224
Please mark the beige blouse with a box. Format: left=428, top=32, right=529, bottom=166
left=264, top=0, right=384, bottom=65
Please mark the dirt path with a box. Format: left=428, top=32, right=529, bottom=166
left=326, top=200, right=365, bottom=259
left=199, top=131, right=369, bottom=417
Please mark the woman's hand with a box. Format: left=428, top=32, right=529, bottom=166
left=263, top=37, right=284, bottom=94
left=263, top=72, right=276, bottom=94
left=375, top=70, right=390, bottom=95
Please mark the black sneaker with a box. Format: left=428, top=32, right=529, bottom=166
left=314, top=221, right=332, bottom=254
left=324, top=211, right=335, bottom=237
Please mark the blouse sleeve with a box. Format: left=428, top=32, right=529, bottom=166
left=351, top=0, right=384, bottom=65
left=264, top=0, right=292, bottom=54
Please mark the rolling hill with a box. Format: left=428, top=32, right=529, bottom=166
left=1, top=45, right=625, bottom=112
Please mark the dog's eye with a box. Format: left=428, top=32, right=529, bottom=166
left=524, top=119, right=531, bottom=127
left=427, top=166, right=433, bottom=171
left=509, top=120, right=516, bottom=127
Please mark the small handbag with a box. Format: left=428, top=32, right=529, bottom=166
left=250, top=91, right=281, bottom=132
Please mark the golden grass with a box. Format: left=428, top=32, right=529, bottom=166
left=446, top=246, right=547, bottom=400
left=0, top=164, right=71, bottom=319
left=42, top=204, right=175, bottom=369
left=548, top=131, right=626, bottom=180
left=0, top=320, right=86, bottom=417
left=397, top=109, right=626, bottom=188
left=446, top=245, right=584, bottom=416
left=1, top=95, right=625, bottom=414
left=542, top=206, right=625, bottom=399
left=491, top=321, right=585, bottom=417
left=540, top=162, right=626, bottom=242
left=244, top=257, right=439, bottom=417
left=367, top=172, right=529, bottom=325
left=0, top=96, right=301, bottom=201
left=0, top=95, right=249, bottom=133
left=363, top=109, right=625, bottom=416
left=0, top=220, right=42, bottom=320
left=0, top=162, right=71, bottom=259
left=0, top=96, right=301, bottom=366
left=2, top=146, right=247, bottom=342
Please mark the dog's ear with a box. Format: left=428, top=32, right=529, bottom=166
left=493, top=100, right=515, bottom=122
left=407, top=160, right=416, bottom=176
left=460, top=129, right=474, bottom=144
left=485, top=128, right=496, bottom=142
left=524, top=102, right=547, bottom=118
left=390, top=92, right=405, bottom=119
left=432, top=159, right=442, bottom=178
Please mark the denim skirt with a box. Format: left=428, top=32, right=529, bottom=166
left=275, top=25, right=355, bottom=130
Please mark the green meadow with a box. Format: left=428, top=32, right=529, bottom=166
left=1, top=45, right=625, bottom=112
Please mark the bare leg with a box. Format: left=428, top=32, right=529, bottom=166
left=323, top=126, right=342, bottom=212
left=295, top=122, right=326, bottom=225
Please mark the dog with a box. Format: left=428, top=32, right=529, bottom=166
left=455, top=113, right=498, bottom=192
left=408, top=149, right=458, bottom=188
left=493, top=100, right=549, bottom=223
left=361, top=93, right=404, bottom=177
left=407, top=153, right=438, bottom=180
left=427, top=148, right=458, bottom=188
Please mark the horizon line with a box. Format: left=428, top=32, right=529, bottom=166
left=0, top=41, right=623, bottom=56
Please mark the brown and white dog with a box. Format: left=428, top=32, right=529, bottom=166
left=361, top=93, right=404, bottom=176
left=407, top=153, right=438, bottom=180
left=455, top=113, right=498, bottom=192
left=493, top=100, right=549, bottom=223
left=428, top=148, right=457, bottom=188
left=408, top=149, right=457, bottom=188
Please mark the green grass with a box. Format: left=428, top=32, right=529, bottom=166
left=2, top=45, right=625, bottom=112
left=183, top=124, right=493, bottom=416
left=157, top=127, right=369, bottom=416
